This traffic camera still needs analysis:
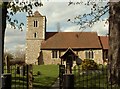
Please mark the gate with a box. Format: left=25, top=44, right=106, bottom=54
left=4, top=64, right=32, bottom=89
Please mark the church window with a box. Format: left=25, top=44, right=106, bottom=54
left=52, top=50, right=58, bottom=58
left=85, top=50, right=94, bottom=59
left=59, top=51, right=61, bottom=58
left=34, top=20, right=38, bottom=27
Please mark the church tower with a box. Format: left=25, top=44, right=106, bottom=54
left=26, top=11, right=46, bottom=64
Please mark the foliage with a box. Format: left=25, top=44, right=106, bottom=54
left=81, top=59, right=98, bottom=70
left=68, top=1, right=109, bottom=30
left=68, top=1, right=120, bottom=86
left=2, top=1, right=43, bottom=31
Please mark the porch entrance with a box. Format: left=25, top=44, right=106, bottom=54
left=59, top=48, right=118, bottom=89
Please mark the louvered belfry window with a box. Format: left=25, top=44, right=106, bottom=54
left=34, top=20, right=38, bottom=27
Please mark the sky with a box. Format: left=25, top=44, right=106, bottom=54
left=4, top=1, right=109, bottom=52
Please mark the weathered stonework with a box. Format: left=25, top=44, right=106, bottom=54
left=26, top=40, right=42, bottom=64
left=78, top=50, right=103, bottom=64
left=93, top=50, right=103, bottom=64
left=26, top=11, right=46, bottom=64
left=42, top=50, right=62, bottom=65
left=41, top=49, right=103, bottom=65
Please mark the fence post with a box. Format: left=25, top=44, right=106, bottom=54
left=63, top=74, right=74, bottom=89
left=5, top=56, right=10, bottom=73
left=27, top=64, right=33, bottom=89
left=2, top=73, right=11, bottom=89
left=7, top=59, right=10, bottom=73
left=59, top=65, right=65, bottom=89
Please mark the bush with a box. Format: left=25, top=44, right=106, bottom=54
left=81, top=59, right=98, bottom=70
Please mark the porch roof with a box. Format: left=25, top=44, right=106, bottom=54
left=60, top=48, right=78, bottom=60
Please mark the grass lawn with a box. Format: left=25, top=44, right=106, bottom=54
left=5, top=64, right=58, bottom=89
left=33, top=64, right=59, bottom=88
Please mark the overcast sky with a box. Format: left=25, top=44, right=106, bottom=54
left=4, top=1, right=109, bottom=52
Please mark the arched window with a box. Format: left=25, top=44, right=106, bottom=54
left=34, top=20, right=38, bottom=27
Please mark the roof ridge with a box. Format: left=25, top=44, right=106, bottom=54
left=41, top=32, right=102, bottom=49
left=34, top=11, right=42, bottom=16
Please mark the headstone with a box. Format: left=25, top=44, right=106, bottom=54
left=16, top=66, right=20, bottom=74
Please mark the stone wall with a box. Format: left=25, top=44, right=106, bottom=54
left=93, top=50, right=103, bottom=64
left=26, top=40, right=42, bottom=64
left=42, top=49, right=103, bottom=65
left=25, top=14, right=46, bottom=64
left=42, top=50, right=61, bottom=65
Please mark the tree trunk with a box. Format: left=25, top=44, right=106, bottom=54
left=109, top=1, right=120, bottom=86
left=0, top=2, right=7, bottom=88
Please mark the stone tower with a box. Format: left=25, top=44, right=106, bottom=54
left=26, top=11, right=46, bottom=64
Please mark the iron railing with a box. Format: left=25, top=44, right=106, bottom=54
left=73, top=65, right=119, bottom=89
left=4, top=64, right=29, bottom=89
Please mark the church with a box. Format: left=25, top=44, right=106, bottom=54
left=25, top=11, right=109, bottom=65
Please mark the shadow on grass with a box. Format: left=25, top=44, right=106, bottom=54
left=74, top=87, right=106, bottom=89
left=11, top=75, right=58, bottom=89
left=33, top=76, right=58, bottom=89
left=11, top=76, right=27, bottom=88
left=12, top=76, right=27, bottom=81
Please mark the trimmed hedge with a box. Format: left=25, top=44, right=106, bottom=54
left=81, top=59, right=98, bottom=70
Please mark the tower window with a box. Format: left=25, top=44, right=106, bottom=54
left=34, top=20, right=38, bottom=27
left=34, top=32, right=37, bottom=38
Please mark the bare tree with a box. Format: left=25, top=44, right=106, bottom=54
left=14, top=46, right=25, bottom=61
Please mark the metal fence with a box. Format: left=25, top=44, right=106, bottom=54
left=4, top=64, right=30, bottom=89
left=59, top=65, right=120, bottom=89
left=3, top=64, right=120, bottom=89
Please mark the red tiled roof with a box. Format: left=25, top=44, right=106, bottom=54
left=99, top=36, right=109, bottom=50
left=45, top=32, right=58, bottom=40
left=41, top=32, right=102, bottom=49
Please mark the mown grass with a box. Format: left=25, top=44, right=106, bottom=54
left=5, top=64, right=59, bottom=89
left=33, top=64, right=59, bottom=88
